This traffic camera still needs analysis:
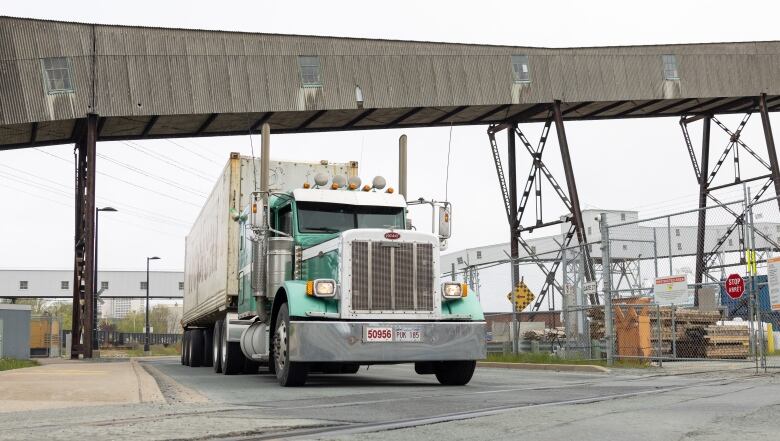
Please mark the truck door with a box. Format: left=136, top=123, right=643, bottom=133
left=275, top=203, right=292, bottom=236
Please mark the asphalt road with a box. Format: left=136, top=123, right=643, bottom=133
left=2, top=358, right=778, bottom=440
left=146, top=359, right=780, bottom=440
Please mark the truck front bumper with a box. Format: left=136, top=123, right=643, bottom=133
left=287, top=320, right=486, bottom=362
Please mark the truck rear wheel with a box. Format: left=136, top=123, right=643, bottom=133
left=185, top=330, right=193, bottom=366
left=212, top=320, right=223, bottom=373
left=189, top=329, right=204, bottom=367
left=221, top=319, right=243, bottom=375
left=273, top=304, right=308, bottom=386
left=202, top=328, right=214, bottom=367
left=181, top=330, right=188, bottom=366
left=434, top=360, right=477, bottom=386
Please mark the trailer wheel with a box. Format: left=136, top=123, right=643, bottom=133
left=273, top=304, right=308, bottom=386
left=183, top=330, right=191, bottom=366
left=181, top=330, right=188, bottom=365
left=212, top=320, right=223, bottom=373
left=203, top=328, right=214, bottom=367
left=434, top=360, right=477, bottom=386
left=340, top=363, right=360, bottom=374
left=189, top=329, right=204, bottom=367
left=221, top=319, right=243, bottom=375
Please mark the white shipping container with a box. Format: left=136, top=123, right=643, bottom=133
left=182, top=153, right=356, bottom=326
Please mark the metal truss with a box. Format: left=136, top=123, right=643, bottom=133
left=488, top=101, right=596, bottom=311
left=680, top=94, right=780, bottom=292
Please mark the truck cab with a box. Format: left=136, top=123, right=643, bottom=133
left=236, top=186, right=485, bottom=386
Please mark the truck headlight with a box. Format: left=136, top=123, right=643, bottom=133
left=307, top=279, right=337, bottom=298
left=442, top=282, right=467, bottom=299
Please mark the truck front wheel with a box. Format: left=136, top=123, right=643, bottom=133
left=221, top=319, right=243, bottom=375
left=273, top=304, right=308, bottom=386
left=434, top=360, right=477, bottom=386
left=212, top=320, right=223, bottom=373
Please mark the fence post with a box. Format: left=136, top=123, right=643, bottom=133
left=600, top=213, right=614, bottom=366
left=671, top=304, right=677, bottom=359
left=655, top=304, right=663, bottom=367
left=667, top=216, right=673, bottom=276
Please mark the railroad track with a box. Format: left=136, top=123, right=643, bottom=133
left=222, top=376, right=751, bottom=441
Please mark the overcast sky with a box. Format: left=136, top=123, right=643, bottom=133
left=2, top=0, right=779, bottom=311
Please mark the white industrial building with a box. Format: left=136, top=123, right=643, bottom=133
left=442, top=209, right=780, bottom=311
left=443, top=209, right=780, bottom=271
left=0, top=270, right=184, bottom=319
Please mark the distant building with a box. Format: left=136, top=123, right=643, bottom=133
left=0, top=270, right=184, bottom=305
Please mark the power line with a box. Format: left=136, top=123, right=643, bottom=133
left=96, top=153, right=209, bottom=197
left=122, top=140, right=216, bottom=180
left=32, top=148, right=204, bottom=208
left=0, top=177, right=181, bottom=238
left=0, top=170, right=190, bottom=229
left=165, top=139, right=223, bottom=165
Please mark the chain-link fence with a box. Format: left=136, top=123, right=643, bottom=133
left=599, top=194, right=780, bottom=370
left=446, top=192, right=780, bottom=371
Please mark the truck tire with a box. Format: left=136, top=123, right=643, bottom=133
left=181, top=330, right=188, bottom=365
left=340, top=363, right=360, bottom=374
left=183, top=330, right=191, bottom=366
left=212, top=320, right=223, bottom=373
left=221, top=319, right=243, bottom=375
left=273, top=304, right=308, bottom=386
left=189, top=329, right=204, bottom=367
left=243, top=358, right=259, bottom=374
left=203, top=328, right=214, bottom=367
left=434, top=360, right=476, bottom=386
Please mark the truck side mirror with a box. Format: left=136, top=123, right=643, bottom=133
left=438, top=205, right=452, bottom=240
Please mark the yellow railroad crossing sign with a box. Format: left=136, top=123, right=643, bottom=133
left=507, top=280, right=535, bottom=312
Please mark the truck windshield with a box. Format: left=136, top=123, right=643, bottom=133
left=297, top=202, right=405, bottom=233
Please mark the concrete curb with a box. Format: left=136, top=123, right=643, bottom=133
left=477, top=361, right=610, bottom=373
left=130, top=360, right=166, bottom=404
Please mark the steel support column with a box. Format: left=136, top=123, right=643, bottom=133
left=552, top=101, right=594, bottom=283
left=70, top=114, right=98, bottom=359
left=694, top=116, right=711, bottom=300
left=507, top=124, right=520, bottom=352
left=759, top=94, right=780, bottom=213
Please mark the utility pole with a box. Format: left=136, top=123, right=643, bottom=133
left=145, top=256, right=160, bottom=355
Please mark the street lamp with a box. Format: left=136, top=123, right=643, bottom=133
left=145, top=256, right=161, bottom=355
left=93, top=206, right=118, bottom=353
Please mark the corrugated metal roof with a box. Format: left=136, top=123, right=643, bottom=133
left=3, top=16, right=780, bottom=150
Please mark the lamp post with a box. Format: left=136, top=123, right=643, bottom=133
left=93, top=206, right=117, bottom=353
left=145, top=256, right=161, bottom=355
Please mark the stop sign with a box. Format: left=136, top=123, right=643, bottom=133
left=725, top=274, right=745, bottom=299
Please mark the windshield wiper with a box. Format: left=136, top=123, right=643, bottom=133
left=304, top=227, right=341, bottom=233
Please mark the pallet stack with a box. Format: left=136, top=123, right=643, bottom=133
left=650, top=308, right=721, bottom=357
left=703, top=325, right=750, bottom=359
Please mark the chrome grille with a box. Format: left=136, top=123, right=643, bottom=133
left=351, top=241, right=434, bottom=312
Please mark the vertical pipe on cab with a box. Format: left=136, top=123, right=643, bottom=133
left=255, top=123, right=272, bottom=323
left=399, top=134, right=408, bottom=200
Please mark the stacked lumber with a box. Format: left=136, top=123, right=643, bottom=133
left=650, top=308, right=721, bottom=357
left=703, top=325, right=749, bottom=359
left=587, top=308, right=605, bottom=340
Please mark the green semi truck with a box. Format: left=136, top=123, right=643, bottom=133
left=181, top=124, right=485, bottom=386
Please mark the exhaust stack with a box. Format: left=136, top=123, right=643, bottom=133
left=253, top=123, right=272, bottom=323
left=399, top=134, right=407, bottom=200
